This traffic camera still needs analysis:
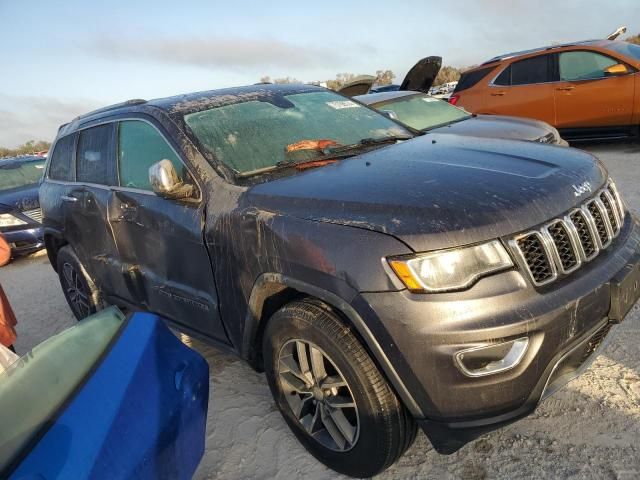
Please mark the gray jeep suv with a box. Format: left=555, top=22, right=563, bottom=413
left=40, top=84, right=640, bottom=477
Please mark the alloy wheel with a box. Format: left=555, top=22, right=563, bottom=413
left=62, top=262, right=91, bottom=318
left=278, top=339, right=360, bottom=452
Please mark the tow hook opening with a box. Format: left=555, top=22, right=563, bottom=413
left=455, top=337, right=529, bottom=377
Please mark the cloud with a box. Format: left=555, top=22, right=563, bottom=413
left=0, top=95, right=103, bottom=148
left=91, top=35, right=347, bottom=70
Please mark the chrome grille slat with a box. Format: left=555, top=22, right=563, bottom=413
left=544, top=220, right=581, bottom=274
left=567, top=209, right=598, bottom=260
left=512, top=181, right=625, bottom=286
left=585, top=201, right=608, bottom=248
left=600, top=190, right=620, bottom=236
left=21, top=208, right=43, bottom=224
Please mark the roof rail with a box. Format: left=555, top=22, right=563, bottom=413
left=480, top=39, right=603, bottom=65
left=72, top=98, right=147, bottom=122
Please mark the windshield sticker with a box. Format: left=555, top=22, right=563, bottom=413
left=35, top=165, right=45, bottom=169
left=326, top=100, right=361, bottom=110
left=422, top=97, right=440, bottom=102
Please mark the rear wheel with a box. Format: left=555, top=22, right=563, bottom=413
left=56, top=246, right=102, bottom=320
left=263, top=299, right=416, bottom=477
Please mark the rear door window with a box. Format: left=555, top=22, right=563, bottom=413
left=508, top=54, right=551, bottom=85
left=48, top=134, right=76, bottom=182
left=558, top=51, right=619, bottom=81
left=76, top=124, right=117, bottom=185
left=117, top=120, right=185, bottom=191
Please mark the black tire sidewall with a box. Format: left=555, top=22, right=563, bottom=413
left=263, top=302, right=401, bottom=477
left=56, top=246, right=99, bottom=320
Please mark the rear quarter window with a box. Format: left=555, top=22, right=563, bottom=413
left=48, top=134, right=76, bottom=181
left=453, top=66, right=497, bottom=93
left=76, top=124, right=117, bottom=185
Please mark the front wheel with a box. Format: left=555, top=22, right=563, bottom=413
left=56, top=246, right=103, bottom=320
left=263, top=299, right=416, bottom=477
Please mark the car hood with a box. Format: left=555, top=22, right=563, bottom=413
left=0, top=184, right=40, bottom=213
left=432, top=114, right=556, bottom=142
left=337, top=75, right=376, bottom=97
left=245, top=134, right=606, bottom=252
left=399, top=56, right=442, bottom=93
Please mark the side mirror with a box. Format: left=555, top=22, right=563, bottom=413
left=149, top=159, right=195, bottom=200
left=604, top=63, right=629, bottom=76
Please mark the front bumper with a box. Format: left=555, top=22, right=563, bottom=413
left=359, top=214, right=640, bottom=453
left=1, top=226, right=45, bottom=256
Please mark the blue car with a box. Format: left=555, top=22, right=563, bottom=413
left=0, top=156, right=46, bottom=260
left=0, top=308, right=209, bottom=479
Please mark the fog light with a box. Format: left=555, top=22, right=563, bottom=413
left=455, top=338, right=529, bottom=377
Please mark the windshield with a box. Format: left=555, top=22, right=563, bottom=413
left=608, top=41, right=640, bottom=61
left=0, top=158, right=46, bottom=191
left=375, top=93, right=471, bottom=131
left=183, top=90, right=411, bottom=175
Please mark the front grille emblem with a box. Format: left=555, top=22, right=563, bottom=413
left=572, top=181, right=592, bottom=197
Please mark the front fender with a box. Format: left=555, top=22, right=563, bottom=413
left=241, top=273, right=424, bottom=418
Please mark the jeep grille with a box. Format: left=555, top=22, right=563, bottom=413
left=510, top=180, right=625, bottom=286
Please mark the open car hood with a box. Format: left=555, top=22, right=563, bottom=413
left=337, top=75, right=376, bottom=97
left=399, top=56, right=442, bottom=93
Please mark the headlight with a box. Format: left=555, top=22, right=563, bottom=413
left=0, top=213, right=27, bottom=228
left=388, top=240, right=513, bottom=293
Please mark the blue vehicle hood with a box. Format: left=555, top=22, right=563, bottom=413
left=0, top=184, right=40, bottom=212
left=8, top=312, right=209, bottom=480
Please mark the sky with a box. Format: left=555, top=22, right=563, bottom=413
left=1, top=0, right=639, bottom=147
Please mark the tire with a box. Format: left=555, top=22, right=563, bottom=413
left=56, top=246, right=103, bottom=320
left=263, top=299, right=417, bottom=477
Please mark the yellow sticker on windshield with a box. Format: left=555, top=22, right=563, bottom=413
left=326, top=100, right=361, bottom=109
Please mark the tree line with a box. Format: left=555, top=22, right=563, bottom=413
left=3, top=34, right=638, bottom=154
left=0, top=140, right=51, bottom=159
left=261, top=32, right=640, bottom=89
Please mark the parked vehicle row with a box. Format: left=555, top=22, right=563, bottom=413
left=452, top=39, right=640, bottom=140
left=0, top=156, right=46, bottom=264
left=341, top=56, right=568, bottom=145
left=37, top=78, right=640, bottom=477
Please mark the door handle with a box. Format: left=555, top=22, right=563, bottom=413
left=491, top=91, right=506, bottom=96
left=61, top=195, right=78, bottom=203
left=556, top=86, right=575, bottom=91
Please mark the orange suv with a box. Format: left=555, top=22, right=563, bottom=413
left=450, top=40, right=640, bottom=140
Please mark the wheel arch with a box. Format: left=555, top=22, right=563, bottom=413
left=43, top=228, right=68, bottom=273
left=242, top=273, right=424, bottom=418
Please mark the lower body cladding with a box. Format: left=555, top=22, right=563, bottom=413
left=1, top=226, right=44, bottom=256
left=359, top=215, right=640, bottom=454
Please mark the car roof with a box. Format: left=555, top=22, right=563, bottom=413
left=354, top=90, right=423, bottom=105
left=60, top=84, right=324, bottom=134
left=146, top=83, right=320, bottom=115
left=478, top=39, right=612, bottom=67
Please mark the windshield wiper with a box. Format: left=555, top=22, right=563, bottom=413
left=421, top=115, right=470, bottom=132
left=236, top=135, right=412, bottom=178
left=236, top=151, right=359, bottom=178
left=325, top=135, right=412, bottom=154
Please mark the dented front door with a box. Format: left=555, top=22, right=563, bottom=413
left=108, top=118, right=227, bottom=342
